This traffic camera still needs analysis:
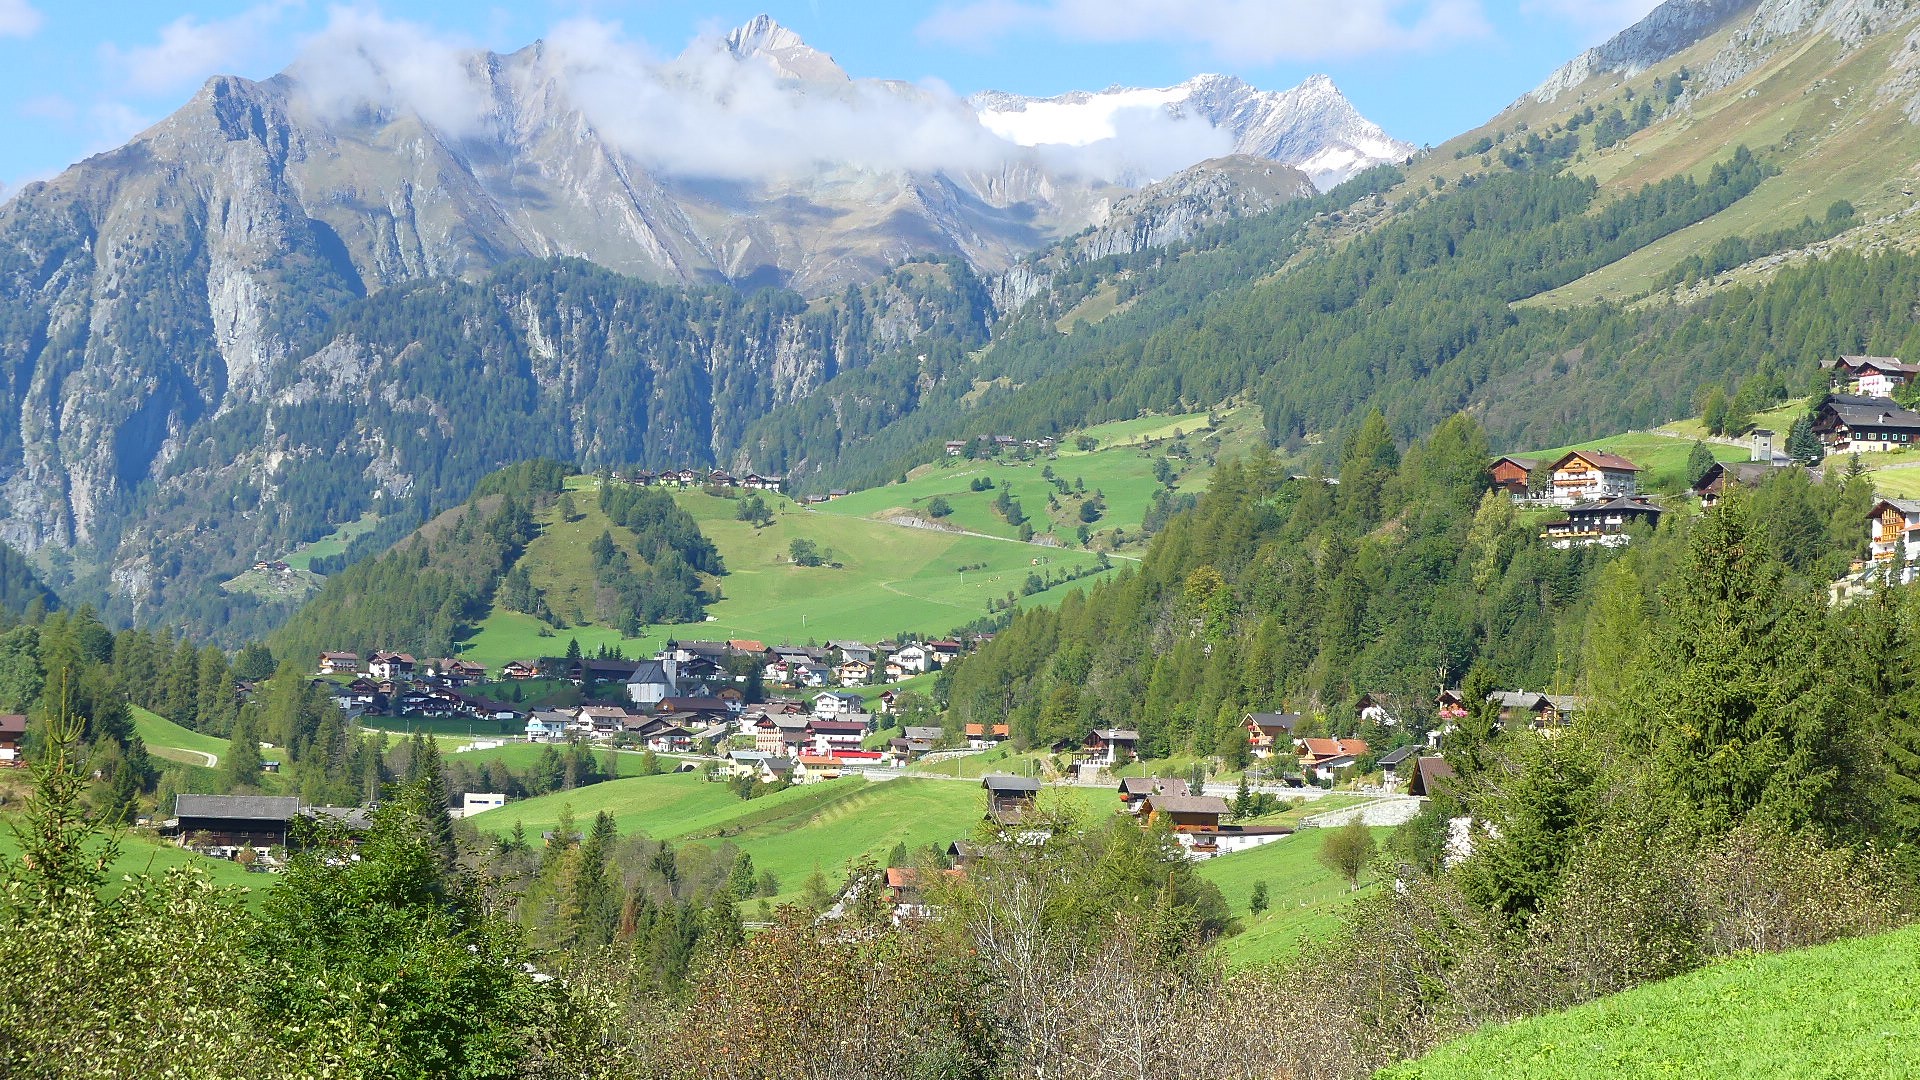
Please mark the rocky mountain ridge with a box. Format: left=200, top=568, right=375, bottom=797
left=973, top=73, right=1414, bottom=190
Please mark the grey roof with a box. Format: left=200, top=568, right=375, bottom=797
left=1376, top=746, right=1419, bottom=767
left=1090, top=728, right=1140, bottom=741
left=1119, top=777, right=1190, bottom=796
left=762, top=757, right=795, bottom=773
left=1245, top=712, right=1301, bottom=730
left=1145, top=794, right=1230, bottom=816
left=1823, top=394, right=1920, bottom=429
left=175, top=794, right=301, bottom=821
left=1488, top=691, right=1549, bottom=710
left=904, top=726, right=945, bottom=741
left=626, top=660, right=670, bottom=685
left=300, top=806, right=373, bottom=829
left=1872, top=498, right=1920, bottom=517
left=982, top=774, right=1042, bottom=794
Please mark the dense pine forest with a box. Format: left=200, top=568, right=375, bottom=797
left=941, top=412, right=1874, bottom=758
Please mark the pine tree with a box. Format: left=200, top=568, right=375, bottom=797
left=1686, top=440, right=1717, bottom=488
left=1787, top=413, right=1823, bottom=465
left=221, top=712, right=265, bottom=792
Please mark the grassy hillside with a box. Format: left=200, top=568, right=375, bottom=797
left=459, top=484, right=1116, bottom=667
left=1516, top=431, right=1751, bottom=492
left=1380, top=922, right=1920, bottom=1079
left=1199, top=826, right=1392, bottom=967
left=821, top=407, right=1263, bottom=550
left=0, top=827, right=263, bottom=898
left=131, top=705, right=229, bottom=768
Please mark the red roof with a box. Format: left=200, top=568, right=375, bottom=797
left=1299, top=737, right=1369, bottom=761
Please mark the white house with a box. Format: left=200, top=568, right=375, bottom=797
left=525, top=712, right=570, bottom=743
left=890, top=644, right=931, bottom=676
left=625, top=659, right=677, bottom=708
left=812, top=691, right=866, bottom=719
left=1545, top=451, right=1641, bottom=506
left=1870, top=499, right=1920, bottom=584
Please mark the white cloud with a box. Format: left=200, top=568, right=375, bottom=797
left=284, top=12, right=1223, bottom=186
left=919, top=0, right=1490, bottom=63
left=100, top=2, right=293, bottom=96
left=289, top=7, right=496, bottom=139
left=0, top=0, right=43, bottom=39
left=18, top=94, right=75, bottom=122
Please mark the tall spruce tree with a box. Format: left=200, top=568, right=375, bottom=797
left=1642, top=495, right=1848, bottom=831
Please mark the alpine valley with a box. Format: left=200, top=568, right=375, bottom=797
left=4, top=0, right=1920, bottom=637
left=12, top=3, right=1920, bottom=1080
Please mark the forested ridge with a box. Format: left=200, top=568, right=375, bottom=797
left=942, top=412, right=1876, bottom=760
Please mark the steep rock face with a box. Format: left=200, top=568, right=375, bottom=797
left=988, top=156, right=1317, bottom=312
left=1528, top=0, right=1755, bottom=102
left=1528, top=0, right=1920, bottom=106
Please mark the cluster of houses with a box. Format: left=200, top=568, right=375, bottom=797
left=609, top=468, right=786, bottom=492
left=1475, top=355, right=1920, bottom=551
left=943, top=434, right=1059, bottom=457
left=311, top=636, right=970, bottom=725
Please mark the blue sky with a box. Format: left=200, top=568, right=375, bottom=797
left=0, top=0, right=1662, bottom=194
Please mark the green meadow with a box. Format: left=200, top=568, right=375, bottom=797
left=471, top=773, right=1111, bottom=906
left=131, top=705, right=228, bottom=767
left=459, top=486, right=1116, bottom=668
left=819, top=407, right=1262, bottom=550
left=0, top=828, right=264, bottom=899
left=1381, top=922, right=1920, bottom=1079
left=1198, top=825, right=1394, bottom=967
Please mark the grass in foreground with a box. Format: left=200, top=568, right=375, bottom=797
left=1379, top=921, right=1920, bottom=1079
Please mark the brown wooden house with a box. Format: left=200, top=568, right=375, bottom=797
left=1490, top=455, right=1540, bottom=498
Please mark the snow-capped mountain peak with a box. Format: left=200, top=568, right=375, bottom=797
left=971, top=74, right=1412, bottom=190
left=723, top=14, right=848, bottom=83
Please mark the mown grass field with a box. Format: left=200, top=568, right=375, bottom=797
left=460, top=488, right=1116, bottom=668
left=130, top=705, right=228, bottom=767
left=1379, top=922, right=1920, bottom=1079
left=470, top=773, right=1111, bottom=906
left=1198, top=825, right=1393, bottom=967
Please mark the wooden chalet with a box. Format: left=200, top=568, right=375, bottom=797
left=1489, top=455, right=1540, bottom=498
left=1870, top=498, right=1920, bottom=584
left=366, top=651, right=415, bottom=680
left=0, top=713, right=26, bottom=765
left=1824, top=354, right=1920, bottom=398
left=501, top=660, right=538, bottom=680
left=1813, top=394, right=1920, bottom=453
left=1540, top=496, right=1661, bottom=548
left=1117, top=776, right=1189, bottom=813
left=1243, top=712, right=1301, bottom=758
left=1083, top=728, right=1139, bottom=766
left=1692, top=461, right=1781, bottom=507
left=173, top=794, right=304, bottom=848
left=317, top=651, right=361, bottom=675
left=982, top=774, right=1041, bottom=826
left=1139, top=793, right=1232, bottom=854
left=1546, top=450, right=1641, bottom=505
